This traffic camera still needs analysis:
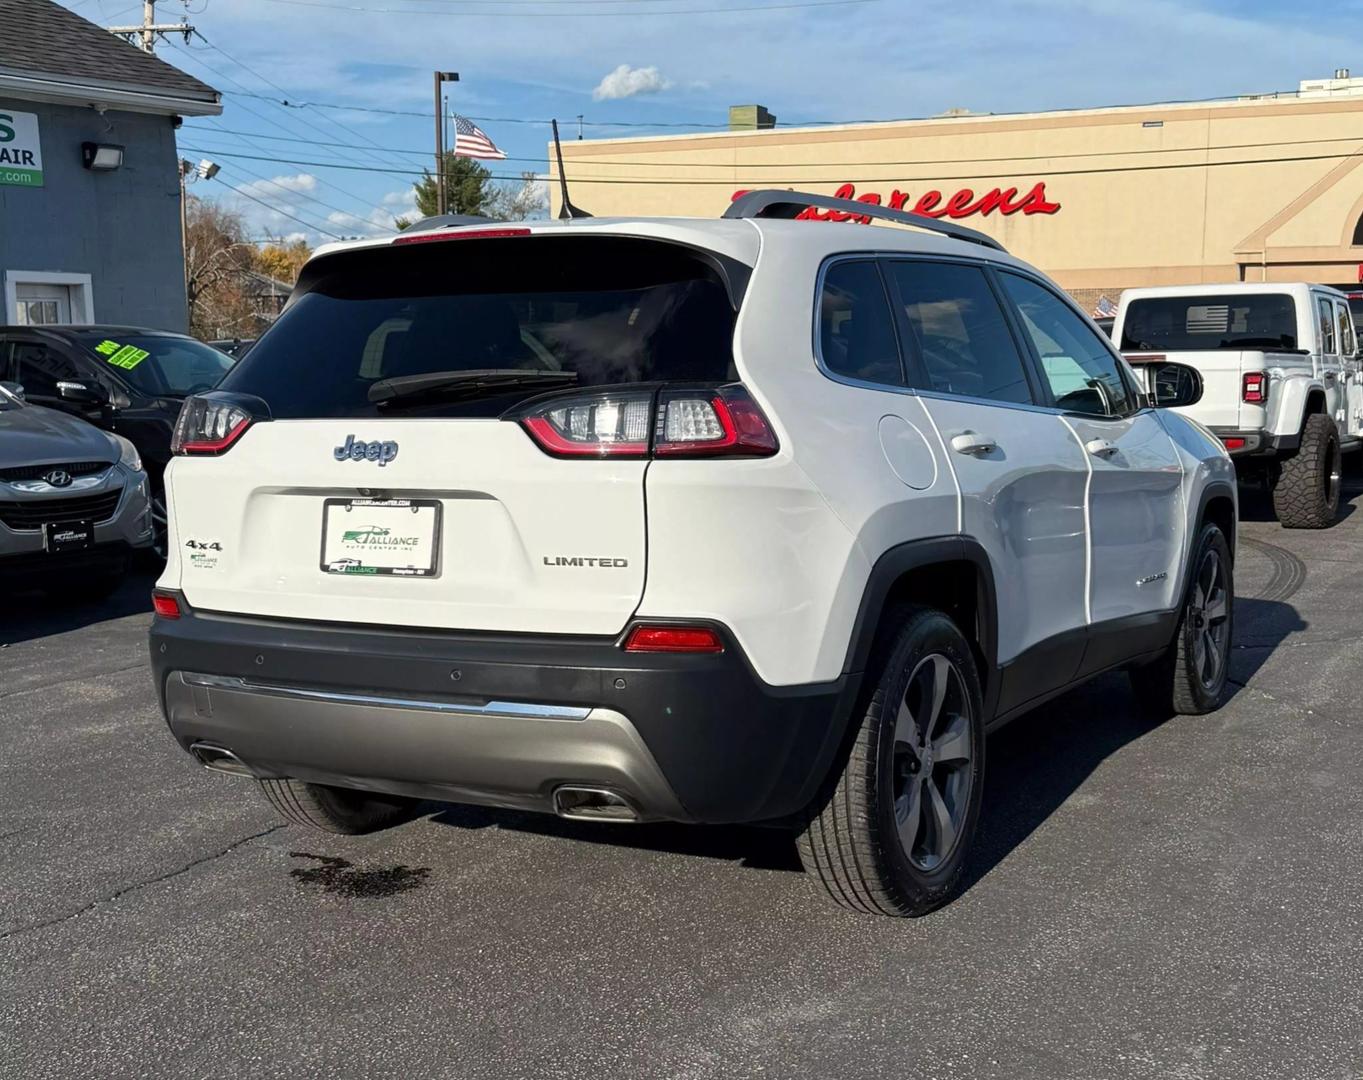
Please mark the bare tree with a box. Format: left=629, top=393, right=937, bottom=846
left=184, top=196, right=257, bottom=339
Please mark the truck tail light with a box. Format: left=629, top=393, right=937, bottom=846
left=515, top=385, right=778, bottom=460
left=623, top=624, right=725, bottom=653
left=1242, top=372, right=1268, bottom=404
left=172, top=393, right=271, bottom=455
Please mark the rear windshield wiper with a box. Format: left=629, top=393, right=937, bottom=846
left=369, top=369, right=577, bottom=406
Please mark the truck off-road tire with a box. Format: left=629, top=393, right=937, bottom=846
left=797, top=606, right=985, bottom=917
left=257, top=778, right=421, bottom=835
left=1130, top=522, right=1233, bottom=716
left=1272, top=413, right=1341, bottom=529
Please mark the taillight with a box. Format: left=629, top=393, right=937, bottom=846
left=1223, top=437, right=1247, bottom=451
left=521, top=391, right=654, bottom=457
left=172, top=393, right=269, bottom=455
left=1242, top=372, right=1268, bottom=404
left=654, top=387, right=779, bottom=457
left=623, top=625, right=725, bottom=653
left=151, top=590, right=183, bottom=619
left=515, top=385, right=778, bottom=460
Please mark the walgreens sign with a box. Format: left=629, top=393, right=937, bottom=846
left=731, top=181, right=1060, bottom=223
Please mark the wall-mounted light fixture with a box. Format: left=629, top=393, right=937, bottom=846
left=81, top=142, right=124, bottom=170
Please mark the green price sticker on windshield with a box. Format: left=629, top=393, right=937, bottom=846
left=94, top=339, right=149, bottom=370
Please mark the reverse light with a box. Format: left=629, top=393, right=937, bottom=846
left=521, top=391, right=654, bottom=457
left=1242, top=372, right=1268, bottom=404
left=392, top=227, right=532, bottom=246
left=515, top=385, right=778, bottom=460
left=172, top=394, right=268, bottom=455
left=151, top=590, right=183, bottom=619
left=623, top=625, right=725, bottom=653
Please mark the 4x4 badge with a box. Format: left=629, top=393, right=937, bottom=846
left=334, top=435, right=399, bottom=466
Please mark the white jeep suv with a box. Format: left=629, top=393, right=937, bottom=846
left=150, top=192, right=1237, bottom=917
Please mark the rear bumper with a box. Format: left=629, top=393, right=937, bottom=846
left=149, top=608, right=858, bottom=824
left=1209, top=427, right=1299, bottom=457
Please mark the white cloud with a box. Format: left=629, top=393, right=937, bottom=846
left=236, top=172, right=318, bottom=200
left=592, top=64, right=672, bottom=102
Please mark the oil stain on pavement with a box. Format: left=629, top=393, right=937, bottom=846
left=288, top=852, right=431, bottom=898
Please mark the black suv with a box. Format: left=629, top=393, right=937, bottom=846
left=0, top=326, right=235, bottom=555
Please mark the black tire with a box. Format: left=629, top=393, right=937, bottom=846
left=1130, top=522, right=1233, bottom=716
left=796, top=606, right=985, bottom=917
left=257, top=778, right=421, bottom=835
left=1272, top=413, right=1341, bottom=529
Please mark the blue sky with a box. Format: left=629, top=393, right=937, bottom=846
left=61, top=0, right=1360, bottom=244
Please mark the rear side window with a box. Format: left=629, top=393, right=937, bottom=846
left=884, top=261, right=1033, bottom=405
left=817, top=260, right=903, bottom=386
left=219, top=236, right=741, bottom=418
left=1121, top=294, right=1298, bottom=352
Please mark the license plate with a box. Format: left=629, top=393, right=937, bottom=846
left=320, top=499, right=441, bottom=577
left=45, top=520, right=93, bottom=554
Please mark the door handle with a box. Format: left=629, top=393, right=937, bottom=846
left=950, top=432, right=997, bottom=456
left=1086, top=438, right=1119, bottom=458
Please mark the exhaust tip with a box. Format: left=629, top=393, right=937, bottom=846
left=189, top=742, right=254, bottom=777
left=553, top=786, right=639, bottom=823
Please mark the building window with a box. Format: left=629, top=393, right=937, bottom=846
left=1353, top=211, right=1363, bottom=246
left=4, top=272, right=95, bottom=324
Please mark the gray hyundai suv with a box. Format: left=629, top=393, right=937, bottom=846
left=0, top=381, right=152, bottom=594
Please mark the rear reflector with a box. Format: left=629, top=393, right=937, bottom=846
left=1242, top=371, right=1267, bottom=404
left=152, top=591, right=182, bottom=619
left=392, top=227, right=532, bottom=245
left=623, top=625, right=725, bottom=653
left=1222, top=437, right=1247, bottom=451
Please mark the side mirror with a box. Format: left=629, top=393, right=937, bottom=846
left=1134, top=361, right=1203, bottom=409
left=0, top=380, right=25, bottom=402
left=56, top=380, right=106, bottom=406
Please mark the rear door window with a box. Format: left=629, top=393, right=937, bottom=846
left=219, top=236, right=742, bottom=419
left=1318, top=297, right=1338, bottom=355
left=883, top=260, right=1034, bottom=405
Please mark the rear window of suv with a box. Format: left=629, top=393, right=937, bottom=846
left=218, top=235, right=743, bottom=418
left=1120, top=293, right=1298, bottom=352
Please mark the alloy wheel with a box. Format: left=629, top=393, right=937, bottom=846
left=891, top=653, right=975, bottom=871
left=1189, top=548, right=1231, bottom=691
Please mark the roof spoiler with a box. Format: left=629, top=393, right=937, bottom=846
left=400, top=213, right=497, bottom=234
left=722, top=189, right=1006, bottom=252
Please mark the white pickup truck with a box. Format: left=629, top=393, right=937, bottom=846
left=1115, top=282, right=1362, bottom=528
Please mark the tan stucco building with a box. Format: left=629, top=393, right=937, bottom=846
left=552, top=74, right=1363, bottom=311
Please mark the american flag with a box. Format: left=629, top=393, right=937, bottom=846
left=453, top=116, right=506, bottom=160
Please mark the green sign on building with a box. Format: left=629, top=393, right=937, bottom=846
left=0, top=110, right=43, bottom=187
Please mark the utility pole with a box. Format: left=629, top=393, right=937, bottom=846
left=108, top=0, right=194, bottom=53
left=432, top=71, right=459, bottom=215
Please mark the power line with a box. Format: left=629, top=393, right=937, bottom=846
left=179, top=144, right=1363, bottom=186
left=180, top=123, right=1363, bottom=170
left=215, top=158, right=398, bottom=234
left=214, top=84, right=1328, bottom=133
left=191, top=30, right=396, bottom=157
left=213, top=173, right=346, bottom=239
left=259, top=0, right=879, bottom=13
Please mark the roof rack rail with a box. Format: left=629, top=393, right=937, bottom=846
left=401, top=213, right=497, bottom=233
left=722, top=189, right=1006, bottom=252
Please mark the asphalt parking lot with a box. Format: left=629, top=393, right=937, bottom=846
left=3, top=482, right=1362, bottom=1080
